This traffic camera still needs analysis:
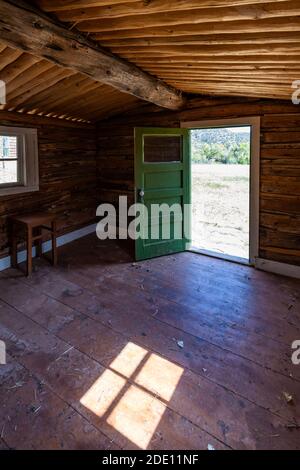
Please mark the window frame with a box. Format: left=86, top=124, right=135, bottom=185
left=0, top=126, right=39, bottom=196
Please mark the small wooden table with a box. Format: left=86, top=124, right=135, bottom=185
left=11, top=212, right=57, bottom=276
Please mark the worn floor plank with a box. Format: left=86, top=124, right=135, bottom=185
left=0, top=355, right=118, bottom=450
left=0, top=235, right=300, bottom=450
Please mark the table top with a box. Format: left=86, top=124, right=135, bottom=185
left=11, top=212, right=56, bottom=227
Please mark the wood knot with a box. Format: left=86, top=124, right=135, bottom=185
left=32, top=21, right=43, bottom=30
left=46, top=43, right=64, bottom=52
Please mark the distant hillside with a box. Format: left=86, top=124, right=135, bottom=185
left=191, top=128, right=250, bottom=165
left=192, top=128, right=250, bottom=147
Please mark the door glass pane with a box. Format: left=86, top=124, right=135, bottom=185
left=144, top=135, right=182, bottom=163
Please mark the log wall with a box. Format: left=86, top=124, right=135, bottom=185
left=97, top=96, right=300, bottom=266
left=0, top=113, right=97, bottom=258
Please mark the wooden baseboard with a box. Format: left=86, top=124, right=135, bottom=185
left=255, top=257, right=300, bottom=280
left=0, top=223, right=96, bottom=272
left=2, top=234, right=299, bottom=280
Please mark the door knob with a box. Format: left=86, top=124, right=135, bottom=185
left=139, top=189, right=145, bottom=198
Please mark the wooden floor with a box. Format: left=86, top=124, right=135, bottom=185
left=0, top=235, right=300, bottom=450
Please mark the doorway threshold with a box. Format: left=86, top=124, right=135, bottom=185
left=188, top=246, right=251, bottom=266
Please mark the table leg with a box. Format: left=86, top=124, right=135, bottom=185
left=37, top=227, right=43, bottom=259
left=51, top=221, right=57, bottom=266
left=11, top=223, right=18, bottom=268
left=26, top=226, right=33, bottom=276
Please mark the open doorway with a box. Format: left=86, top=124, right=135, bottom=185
left=182, top=118, right=260, bottom=265
left=191, top=125, right=251, bottom=261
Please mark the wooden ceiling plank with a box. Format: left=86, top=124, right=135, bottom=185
left=0, top=0, right=185, bottom=110
left=0, top=47, right=23, bottom=70
left=152, top=71, right=297, bottom=78
left=170, top=86, right=290, bottom=94
left=168, top=82, right=291, bottom=90
left=0, top=53, right=40, bottom=83
left=85, top=101, right=146, bottom=120
left=27, top=76, right=112, bottom=119
left=0, top=108, right=93, bottom=127
left=111, top=44, right=300, bottom=56
left=78, top=94, right=141, bottom=120
left=60, top=90, right=104, bottom=114
left=134, top=55, right=300, bottom=63
left=168, top=77, right=292, bottom=85
left=154, top=77, right=299, bottom=85
left=92, top=17, right=300, bottom=39
left=37, top=0, right=138, bottom=12
left=18, top=74, right=88, bottom=110
left=157, top=72, right=300, bottom=78
left=174, top=90, right=291, bottom=99
left=170, top=91, right=291, bottom=100
left=161, top=76, right=295, bottom=84
left=42, top=79, right=104, bottom=114
left=9, top=71, right=78, bottom=111
left=180, top=83, right=292, bottom=89
left=7, top=62, right=59, bottom=100
left=144, top=70, right=300, bottom=77
left=55, top=0, right=291, bottom=22
left=100, top=32, right=300, bottom=47
left=8, top=68, right=75, bottom=107
left=79, top=1, right=300, bottom=32
left=60, top=86, right=116, bottom=116
left=140, top=64, right=300, bottom=70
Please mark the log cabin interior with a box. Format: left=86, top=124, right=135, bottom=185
left=0, top=0, right=300, bottom=452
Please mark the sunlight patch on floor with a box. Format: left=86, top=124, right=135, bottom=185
left=107, top=384, right=166, bottom=449
left=110, top=342, right=148, bottom=378
left=80, top=369, right=126, bottom=418
left=80, top=341, right=184, bottom=449
left=135, top=353, right=183, bottom=402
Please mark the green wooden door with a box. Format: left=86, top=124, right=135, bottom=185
left=134, top=127, right=191, bottom=261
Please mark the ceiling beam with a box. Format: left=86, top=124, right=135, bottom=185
left=0, top=0, right=185, bottom=110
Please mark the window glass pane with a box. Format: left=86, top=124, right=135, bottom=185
left=0, top=160, right=18, bottom=184
left=144, top=135, right=182, bottom=163
left=0, top=135, right=17, bottom=159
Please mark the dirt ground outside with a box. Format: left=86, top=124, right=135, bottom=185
left=191, top=163, right=250, bottom=260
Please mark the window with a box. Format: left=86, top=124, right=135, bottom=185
left=0, top=126, right=39, bottom=196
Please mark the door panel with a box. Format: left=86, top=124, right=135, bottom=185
left=144, top=170, right=182, bottom=189
left=134, top=128, right=190, bottom=261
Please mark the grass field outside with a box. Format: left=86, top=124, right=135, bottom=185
left=191, top=163, right=250, bottom=260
